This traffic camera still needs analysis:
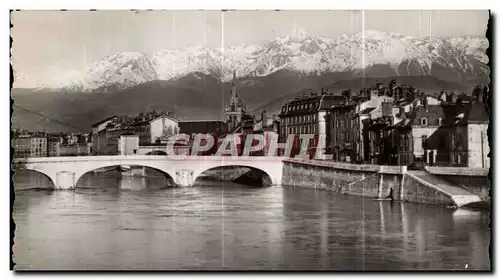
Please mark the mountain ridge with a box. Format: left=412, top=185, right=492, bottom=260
left=28, top=29, right=489, bottom=93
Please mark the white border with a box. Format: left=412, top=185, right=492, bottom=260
left=2, top=1, right=498, bottom=279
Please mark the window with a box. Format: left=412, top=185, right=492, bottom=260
left=421, top=117, right=428, bottom=126
left=422, top=135, right=427, bottom=148
left=451, top=133, right=456, bottom=148
left=438, top=117, right=443, bottom=126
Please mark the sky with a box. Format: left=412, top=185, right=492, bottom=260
left=11, top=10, right=489, bottom=88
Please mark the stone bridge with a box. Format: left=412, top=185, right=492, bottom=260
left=13, top=155, right=285, bottom=189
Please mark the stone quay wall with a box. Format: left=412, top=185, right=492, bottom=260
left=281, top=159, right=487, bottom=206
left=425, top=166, right=491, bottom=202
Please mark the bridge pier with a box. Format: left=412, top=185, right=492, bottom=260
left=175, top=169, right=195, bottom=187
left=55, top=171, right=76, bottom=190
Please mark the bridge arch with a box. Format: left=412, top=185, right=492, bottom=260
left=194, top=165, right=274, bottom=187
left=74, top=164, right=176, bottom=188
left=13, top=168, right=56, bottom=190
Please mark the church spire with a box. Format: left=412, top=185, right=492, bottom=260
left=230, top=70, right=238, bottom=100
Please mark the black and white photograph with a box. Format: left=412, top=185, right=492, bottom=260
left=9, top=8, right=492, bottom=272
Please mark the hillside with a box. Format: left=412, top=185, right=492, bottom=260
left=12, top=83, right=220, bottom=133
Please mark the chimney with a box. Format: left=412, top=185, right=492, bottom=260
left=370, top=89, right=378, bottom=100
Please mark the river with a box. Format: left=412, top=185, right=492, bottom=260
left=12, top=171, right=491, bottom=271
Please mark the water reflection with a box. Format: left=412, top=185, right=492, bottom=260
left=12, top=173, right=490, bottom=270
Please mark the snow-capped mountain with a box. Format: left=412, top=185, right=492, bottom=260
left=85, top=52, right=159, bottom=93
left=38, top=29, right=489, bottom=92
left=39, top=52, right=159, bottom=93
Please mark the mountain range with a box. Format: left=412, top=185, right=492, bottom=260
left=12, top=29, right=489, bottom=132
left=35, top=29, right=489, bottom=92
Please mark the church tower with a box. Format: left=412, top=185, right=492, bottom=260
left=225, top=70, right=246, bottom=132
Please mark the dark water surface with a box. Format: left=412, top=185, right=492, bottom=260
left=13, top=172, right=491, bottom=270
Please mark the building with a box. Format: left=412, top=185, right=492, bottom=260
left=278, top=88, right=345, bottom=158
left=365, top=93, right=444, bottom=166
left=445, top=88, right=490, bottom=168
left=324, top=90, right=359, bottom=162
left=59, top=143, right=91, bottom=156
left=118, top=133, right=139, bottom=156
left=252, top=111, right=280, bottom=156
left=131, top=113, right=180, bottom=146
left=29, top=135, right=48, bottom=157
left=352, top=84, right=395, bottom=162
left=91, top=116, right=119, bottom=155
left=47, top=137, right=60, bottom=157
left=12, top=136, right=31, bottom=158
left=13, top=134, right=48, bottom=158
left=408, top=100, right=444, bottom=166
left=224, top=71, right=248, bottom=132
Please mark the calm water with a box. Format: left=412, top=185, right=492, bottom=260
left=13, top=171, right=491, bottom=271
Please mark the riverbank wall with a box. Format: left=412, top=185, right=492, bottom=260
left=424, top=166, right=491, bottom=202
left=282, top=159, right=489, bottom=207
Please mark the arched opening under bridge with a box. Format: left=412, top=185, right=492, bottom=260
left=194, top=165, right=273, bottom=187
left=13, top=169, right=55, bottom=191
left=76, top=165, right=176, bottom=191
